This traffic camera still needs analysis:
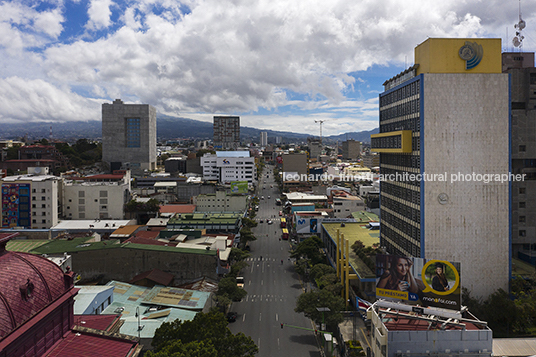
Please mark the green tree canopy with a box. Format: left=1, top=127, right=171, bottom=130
left=217, top=276, right=247, bottom=302
left=295, top=289, right=345, bottom=329
left=151, top=311, right=258, bottom=357
left=309, top=263, right=336, bottom=281
left=290, top=235, right=324, bottom=265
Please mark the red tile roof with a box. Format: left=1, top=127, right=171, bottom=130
left=0, top=250, right=68, bottom=339
left=45, top=329, right=139, bottom=357
left=133, top=231, right=159, bottom=240
left=74, top=314, right=121, bottom=332
left=129, top=269, right=174, bottom=286
left=159, top=204, right=196, bottom=214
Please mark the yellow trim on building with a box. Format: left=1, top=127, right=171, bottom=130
left=415, top=38, right=501, bottom=74
left=371, top=130, right=412, bottom=153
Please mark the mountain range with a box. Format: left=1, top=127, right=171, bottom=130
left=0, top=115, right=378, bottom=144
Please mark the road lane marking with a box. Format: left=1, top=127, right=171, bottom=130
left=276, top=313, right=278, bottom=321
left=243, top=314, right=246, bottom=322
left=259, top=313, right=262, bottom=322
left=261, top=280, right=263, bottom=285
left=258, top=338, right=261, bottom=349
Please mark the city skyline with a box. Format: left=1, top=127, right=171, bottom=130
left=0, top=0, right=535, bottom=136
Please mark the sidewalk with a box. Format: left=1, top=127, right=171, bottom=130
left=338, top=314, right=371, bottom=355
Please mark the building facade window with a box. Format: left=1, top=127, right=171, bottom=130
left=126, top=118, right=141, bottom=148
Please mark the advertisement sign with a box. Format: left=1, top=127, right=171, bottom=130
left=310, top=218, right=318, bottom=233
left=230, top=181, right=248, bottom=194
left=375, top=254, right=461, bottom=311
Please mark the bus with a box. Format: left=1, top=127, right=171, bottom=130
left=282, top=228, right=289, bottom=240
left=280, top=217, right=286, bottom=228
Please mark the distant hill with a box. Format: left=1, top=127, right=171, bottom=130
left=0, top=115, right=378, bottom=143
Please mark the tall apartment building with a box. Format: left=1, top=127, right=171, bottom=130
left=213, top=116, right=240, bottom=149
left=372, top=38, right=509, bottom=298
left=102, top=99, right=157, bottom=172
left=342, top=139, right=361, bottom=160
left=1, top=172, right=59, bottom=229
left=260, top=131, right=268, bottom=146
left=282, top=153, right=308, bottom=176
left=200, top=151, right=256, bottom=185
left=503, top=52, right=536, bottom=264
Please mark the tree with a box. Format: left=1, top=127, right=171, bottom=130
left=229, top=247, right=250, bottom=264
left=290, top=235, right=324, bottom=265
left=151, top=311, right=258, bottom=357
left=295, top=289, right=345, bottom=329
left=145, top=340, right=217, bottom=357
left=241, top=217, right=258, bottom=229
left=309, top=264, right=336, bottom=281
left=239, top=227, right=257, bottom=246
left=217, top=276, right=247, bottom=302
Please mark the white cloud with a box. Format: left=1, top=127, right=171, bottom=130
left=0, top=77, right=102, bottom=122
left=86, top=0, right=114, bottom=31
left=1, top=0, right=536, bottom=132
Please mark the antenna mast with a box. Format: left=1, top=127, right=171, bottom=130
left=513, top=0, right=526, bottom=50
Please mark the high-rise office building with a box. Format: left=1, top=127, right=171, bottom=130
left=260, top=131, right=268, bottom=146
left=213, top=116, right=240, bottom=149
left=342, top=139, right=361, bottom=160
left=372, top=38, right=510, bottom=297
left=102, top=99, right=157, bottom=172
left=503, top=52, right=536, bottom=263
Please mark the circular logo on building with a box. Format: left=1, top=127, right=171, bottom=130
left=458, top=41, right=483, bottom=70
left=458, top=45, right=474, bottom=60
left=437, top=193, right=448, bottom=205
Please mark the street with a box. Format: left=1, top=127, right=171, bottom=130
left=228, top=166, right=320, bottom=357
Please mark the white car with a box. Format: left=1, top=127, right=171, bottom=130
left=267, top=220, right=273, bottom=225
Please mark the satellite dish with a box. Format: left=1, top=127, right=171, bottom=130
left=518, top=19, right=526, bottom=30
left=513, top=37, right=521, bottom=47
left=34, top=167, right=41, bottom=174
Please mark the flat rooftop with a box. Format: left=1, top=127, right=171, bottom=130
left=323, top=222, right=379, bottom=279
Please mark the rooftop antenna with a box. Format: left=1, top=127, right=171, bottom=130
left=513, top=0, right=526, bottom=50
left=314, top=120, right=325, bottom=145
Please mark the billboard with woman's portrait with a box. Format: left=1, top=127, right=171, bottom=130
left=375, top=254, right=461, bottom=311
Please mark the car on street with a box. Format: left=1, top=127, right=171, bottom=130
left=227, top=312, right=238, bottom=323
left=259, top=219, right=264, bottom=223
left=261, top=196, right=264, bottom=200
left=267, top=220, right=273, bottom=225
left=267, top=195, right=270, bottom=199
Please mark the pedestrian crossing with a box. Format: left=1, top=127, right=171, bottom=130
left=243, top=294, right=288, bottom=303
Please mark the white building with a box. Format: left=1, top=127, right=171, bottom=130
left=201, top=151, right=256, bottom=185
left=193, top=191, right=248, bottom=212
left=62, top=172, right=131, bottom=220
left=332, top=195, right=364, bottom=218
left=1, top=171, right=59, bottom=229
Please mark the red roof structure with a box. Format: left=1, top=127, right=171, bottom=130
left=74, top=314, right=122, bottom=332
left=45, top=329, right=139, bottom=357
left=159, top=204, right=196, bottom=214
left=129, top=269, right=174, bottom=287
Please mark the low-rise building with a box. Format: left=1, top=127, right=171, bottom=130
left=332, top=195, right=364, bottom=218
left=193, top=190, right=248, bottom=212
left=62, top=172, right=131, bottom=220
left=1, top=172, right=60, bottom=229
left=368, top=300, right=492, bottom=357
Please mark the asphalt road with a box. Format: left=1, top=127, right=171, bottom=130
left=228, top=166, right=320, bottom=357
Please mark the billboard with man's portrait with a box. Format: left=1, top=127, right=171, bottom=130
left=375, top=254, right=461, bottom=311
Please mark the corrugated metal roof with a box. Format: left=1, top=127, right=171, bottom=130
left=45, top=329, right=139, bottom=357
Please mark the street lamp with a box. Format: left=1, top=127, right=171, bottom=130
left=316, top=307, right=333, bottom=357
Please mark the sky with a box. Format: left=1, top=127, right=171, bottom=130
left=1, top=0, right=536, bottom=137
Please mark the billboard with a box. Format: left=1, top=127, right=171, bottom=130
left=375, top=254, right=461, bottom=311
left=230, top=181, right=248, bottom=194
